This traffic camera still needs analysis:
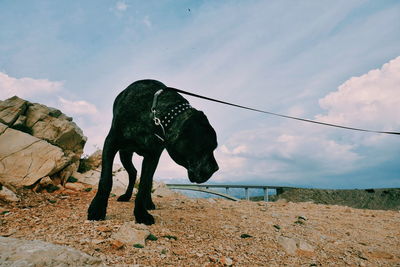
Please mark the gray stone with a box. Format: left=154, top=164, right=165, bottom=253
left=111, top=222, right=150, bottom=247
left=0, top=127, right=71, bottom=188
left=73, top=170, right=100, bottom=186
left=64, top=182, right=85, bottom=191
left=277, top=236, right=315, bottom=255
left=0, top=185, right=20, bottom=202
left=86, top=149, right=102, bottom=169
left=0, top=236, right=106, bottom=266
left=0, top=96, right=28, bottom=125
left=25, top=102, right=86, bottom=155
left=39, top=176, right=54, bottom=188
left=297, top=239, right=314, bottom=252
left=0, top=123, right=7, bottom=134
left=277, top=236, right=297, bottom=255
left=75, top=165, right=132, bottom=196
left=152, top=181, right=178, bottom=198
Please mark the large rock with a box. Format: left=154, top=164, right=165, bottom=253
left=0, top=184, right=20, bottom=202
left=153, top=181, right=179, bottom=198
left=277, top=236, right=315, bottom=255
left=0, top=237, right=106, bottom=266
left=25, top=102, right=86, bottom=156
left=74, top=164, right=134, bottom=196
left=0, top=126, right=71, bottom=189
left=0, top=96, right=28, bottom=125
left=111, top=222, right=150, bottom=247
left=86, top=149, right=102, bottom=169
left=0, top=96, right=87, bottom=190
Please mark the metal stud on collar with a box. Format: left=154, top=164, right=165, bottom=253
left=162, top=103, right=191, bottom=127
left=151, top=89, right=192, bottom=142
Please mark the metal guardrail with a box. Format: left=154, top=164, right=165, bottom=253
left=166, top=184, right=295, bottom=201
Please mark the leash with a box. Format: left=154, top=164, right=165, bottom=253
left=151, top=89, right=166, bottom=141
left=166, top=87, right=400, bottom=136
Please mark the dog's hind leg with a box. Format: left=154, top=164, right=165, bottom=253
left=87, top=132, right=119, bottom=220
left=117, top=150, right=137, bottom=202
left=134, top=149, right=162, bottom=225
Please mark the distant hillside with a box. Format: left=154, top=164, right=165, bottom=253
left=252, top=188, right=400, bottom=210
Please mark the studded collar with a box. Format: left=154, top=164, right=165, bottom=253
left=151, top=89, right=193, bottom=142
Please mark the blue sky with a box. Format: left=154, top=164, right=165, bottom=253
left=1, top=0, right=399, bottom=189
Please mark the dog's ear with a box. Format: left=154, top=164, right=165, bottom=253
left=181, top=110, right=217, bottom=147
left=181, top=110, right=207, bottom=132
left=190, top=110, right=211, bottom=126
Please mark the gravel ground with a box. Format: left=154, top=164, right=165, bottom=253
left=1, top=188, right=399, bottom=266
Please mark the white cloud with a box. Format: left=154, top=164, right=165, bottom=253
left=220, top=127, right=361, bottom=178
left=116, top=1, right=128, bottom=11
left=214, top=56, right=400, bottom=186
left=316, top=56, right=400, bottom=132
left=156, top=152, right=187, bottom=181
left=58, top=97, right=98, bottom=115
left=0, top=72, right=62, bottom=100
left=143, top=16, right=152, bottom=28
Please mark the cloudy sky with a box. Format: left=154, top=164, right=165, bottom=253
left=1, top=0, right=399, bottom=189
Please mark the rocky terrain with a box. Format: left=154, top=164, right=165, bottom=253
left=1, top=184, right=399, bottom=266
left=1, top=96, right=399, bottom=266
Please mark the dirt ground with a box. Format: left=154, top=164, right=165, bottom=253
left=1, top=188, right=399, bottom=266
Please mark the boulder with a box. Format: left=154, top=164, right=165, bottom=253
left=111, top=222, right=150, bottom=247
left=0, top=126, right=71, bottom=189
left=0, top=96, right=28, bottom=125
left=64, top=182, right=85, bottom=191
left=277, top=236, right=315, bottom=255
left=25, top=102, right=86, bottom=156
left=74, top=164, right=133, bottom=196
left=39, top=176, right=54, bottom=188
left=153, top=182, right=178, bottom=198
left=0, top=184, right=20, bottom=202
left=86, top=149, right=102, bottom=169
left=0, top=237, right=106, bottom=266
left=0, top=96, right=87, bottom=190
left=73, top=169, right=101, bottom=186
left=277, top=236, right=297, bottom=255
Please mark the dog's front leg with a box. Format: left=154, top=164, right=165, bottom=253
left=134, top=150, right=162, bottom=225
left=88, top=133, right=118, bottom=220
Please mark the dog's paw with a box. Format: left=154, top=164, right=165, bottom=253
left=134, top=210, right=155, bottom=225
left=146, top=201, right=156, bottom=210
left=87, top=197, right=107, bottom=221
left=117, top=194, right=132, bottom=202
left=87, top=207, right=106, bottom=221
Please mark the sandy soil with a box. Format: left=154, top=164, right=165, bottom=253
left=1, top=189, right=399, bottom=266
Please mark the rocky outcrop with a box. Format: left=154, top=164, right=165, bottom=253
left=0, top=96, right=87, bottom=192
left=0, top=237, right=106, bottom=267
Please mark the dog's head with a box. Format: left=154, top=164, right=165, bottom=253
left=166, top=110, right=219, bottom=184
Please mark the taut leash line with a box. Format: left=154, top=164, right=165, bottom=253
left=166, top=87, right=400, bottom=136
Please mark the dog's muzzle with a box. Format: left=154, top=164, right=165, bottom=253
left=188, top=161, right=219, bottom=184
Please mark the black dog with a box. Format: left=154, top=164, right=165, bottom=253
left=88, top=79, right=219, bottom=225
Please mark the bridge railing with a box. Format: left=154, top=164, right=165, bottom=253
left=166, top=184, right=296, bottom=201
